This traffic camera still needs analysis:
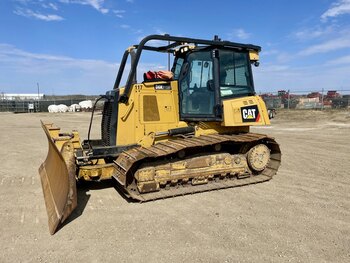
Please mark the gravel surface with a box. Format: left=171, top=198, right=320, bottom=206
left=0, top=110, right=349, bottom=262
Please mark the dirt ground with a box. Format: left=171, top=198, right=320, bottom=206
left=0, top=109, right=349, bottom=262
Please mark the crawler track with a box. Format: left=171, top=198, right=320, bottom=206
left=113, top=133, right=281, bottom=201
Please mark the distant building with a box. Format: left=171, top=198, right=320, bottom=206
left=307, top=92, right=321, bottom=99
left=0, top=93, right=44, bottom=100
left=326, top=90, right=340, bottom=99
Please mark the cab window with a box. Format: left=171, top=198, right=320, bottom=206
left=219, top=50, right=254, bottom=98
left=179, top=51, right=215, bottom=116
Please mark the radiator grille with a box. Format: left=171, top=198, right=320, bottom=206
left=101, top=99, right=112, bottom=146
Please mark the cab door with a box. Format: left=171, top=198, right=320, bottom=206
left=178, top=50, right=219, bottom=121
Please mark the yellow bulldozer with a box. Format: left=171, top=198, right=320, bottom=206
left=39, top=35, right=281, bottom=234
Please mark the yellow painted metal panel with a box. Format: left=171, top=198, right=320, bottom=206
left=222, top=96, right=270, bottom=127
left=117, top=81, right=188, bottom=146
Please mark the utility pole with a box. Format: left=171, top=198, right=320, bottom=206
left=37, top=82, right=40, bottom=112
left=165, top=33, right=170, bottom=71
left=321, top=88, right=324, bottom=110
left=168, top=40, right=170, bottom=71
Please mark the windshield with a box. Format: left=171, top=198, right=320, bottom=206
left=219, top=50, right=254, bottom=98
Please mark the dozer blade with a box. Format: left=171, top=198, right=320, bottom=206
left=38, top=121, right=77, bottom=235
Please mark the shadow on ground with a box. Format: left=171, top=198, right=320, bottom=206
left=57, top=180, right=118, bottom=232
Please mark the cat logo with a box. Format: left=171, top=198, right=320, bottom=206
left=241, top=105, right=260, bottom=122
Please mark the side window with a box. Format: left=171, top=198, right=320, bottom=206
left=219, top=50, right=253, bottom=97
left=173, top=58, right=184, bottom=79
left=180, top=51, right=215, bottom=116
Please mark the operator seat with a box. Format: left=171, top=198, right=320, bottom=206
left=190, top=82, right=214, bottom=114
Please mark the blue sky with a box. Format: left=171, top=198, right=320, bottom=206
left=1, top=0, right=350, bottom=95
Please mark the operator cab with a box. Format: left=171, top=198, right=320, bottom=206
left=172, top=46, right=255, bottom=121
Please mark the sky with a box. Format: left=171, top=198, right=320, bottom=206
left=1, top=0, right=350, bottom=95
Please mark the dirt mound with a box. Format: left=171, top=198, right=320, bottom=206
left=274, top=109, right=350, bottom=123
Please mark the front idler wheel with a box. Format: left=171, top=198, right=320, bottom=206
left=247, top=144, right=270, bottom=172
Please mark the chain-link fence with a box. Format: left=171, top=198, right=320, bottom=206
left=0, top=95, right=98, bottom=113
left=259, top=89, right=350, bottom=110
left=1, top=91, right=350, bottom=113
